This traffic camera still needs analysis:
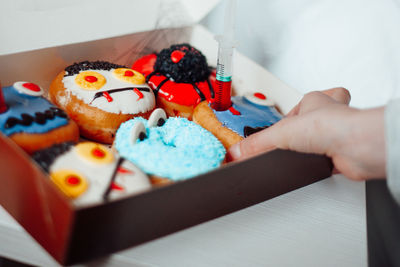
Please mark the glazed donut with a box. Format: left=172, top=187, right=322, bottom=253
left=114, top=108, right=226, bottom=185
left=49, top=60, right=156, bottom=144
left=0, top=82, right=79, bottom=154
left=132, top=44, right=216, bottom=120
left=193, top=91, right=282, bottom=149
left=32, top=142, right=151, bottom=206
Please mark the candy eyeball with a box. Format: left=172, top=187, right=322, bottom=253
left=13, top=81, right=44, bottom=97
left=130, top=121, right=147, bottom=144
left=244, top=91, right=275, bottom=107
left=147, top=108, right=167, bottom=127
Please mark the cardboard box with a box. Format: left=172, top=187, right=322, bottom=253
left=0, top=24, right=332, bottom=265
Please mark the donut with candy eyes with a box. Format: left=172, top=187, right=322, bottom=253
left=132, top=43, right=217, bottom=120
left=192, top=92, right=283, bottom=149
left=0, top=81, right=79, bottom=154
left=114, top=108, right=226, bottom=185
left=32, top=142, right=151, bottom=206
left=49, top=61, right=156, bottom=144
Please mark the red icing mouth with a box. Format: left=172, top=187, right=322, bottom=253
left=132, top=54, right=216, bottom=106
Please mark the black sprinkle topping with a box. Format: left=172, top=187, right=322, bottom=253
left=64, top=60, right=126, bottom=77
left=243, top=125, right=270, bottom=138
left=154, top=43, right=211, bottom=83
left=4, top=107, right=68, bottom=129
left=31, top=142, right=75, bottom=173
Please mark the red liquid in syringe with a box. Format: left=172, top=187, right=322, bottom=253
left=211, top=79, right=232, bottom=111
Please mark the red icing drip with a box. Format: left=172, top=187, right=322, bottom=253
left=132, top=55, right=216, bottom=106
left=254, top=92, right=266, bottom=100
left=229, top=106, right=241, bottom=116
left=66, top=175, right=81, bottom=186
left=91, top=147, right=106, bottom=158
left=111, top=182, right=124, bottom=191
left=173, top=109, right=179, bottom=116
left=133, top=88, right=143, bottom=100
left=0, top=86, right=7, bottom=113
left=85, top=76, right=98, bottom=83
left=170, top=50, right=185, bottom=63
left=117, top=166, right=133, bottom=174
left=124, top=70, right=134, bottom=77
left=102, top=92, right=113, bottom=102
left=22, top=82, right=41, bottom=92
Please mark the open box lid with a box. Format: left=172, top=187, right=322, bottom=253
left=0, top=0, right=220, bottom=55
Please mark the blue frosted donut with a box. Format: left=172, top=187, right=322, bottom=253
left=115, top=111, right=226, bottom=181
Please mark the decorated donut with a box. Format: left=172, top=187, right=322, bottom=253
left=193, top=91, right=282, bottom=149
left=49, top=60, right=156, bottom=144
left=0, top=82, right=79, bottom=154
left=114, top=108, right=226, bottom=185
left=32, top=142, right=151, bottom=206
left=132, top=44, right=216, bottom=120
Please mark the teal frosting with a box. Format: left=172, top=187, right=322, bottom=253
left=115, top=117, right=226, bottom=181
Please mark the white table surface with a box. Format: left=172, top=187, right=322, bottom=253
left=0, top=0, right=371, bottom=266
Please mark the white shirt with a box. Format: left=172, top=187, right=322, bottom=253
left=386, top=98, right=400, bottom=203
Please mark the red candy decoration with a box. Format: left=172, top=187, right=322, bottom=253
left=66, top=175, right=81, bottom=186
left=253, top=92, right=266, bottom=100
left=22, top=82, right=41, bottom=92
left=91, top=147, right=106, bottom=158
left=85, top=75, right=98, bottom=83
left=170, top=50, right=185, bottom=63
left=124, top=70, right=134, bottom=77
left=102, top=92, right=113, bottom=102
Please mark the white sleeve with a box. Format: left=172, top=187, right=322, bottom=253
left=385, top=98, right=400, bottom=203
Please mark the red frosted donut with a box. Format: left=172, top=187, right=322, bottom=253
left=132, top=44, right=216, bottom=120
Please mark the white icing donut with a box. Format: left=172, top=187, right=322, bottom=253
left=49, top=142, right=151, bottom=206
left=62, top=69, right=155, bottom=114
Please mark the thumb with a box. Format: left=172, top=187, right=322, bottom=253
left=227, top=117, right=294, bottom=161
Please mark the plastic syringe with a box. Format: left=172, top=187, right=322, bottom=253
left=211, top=0, right=237, bottom=111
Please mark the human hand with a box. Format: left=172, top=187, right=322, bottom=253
left=228, top=88, right=386, bottom=181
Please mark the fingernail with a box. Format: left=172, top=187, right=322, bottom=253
left=228, top=143, right=241, bottom=161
